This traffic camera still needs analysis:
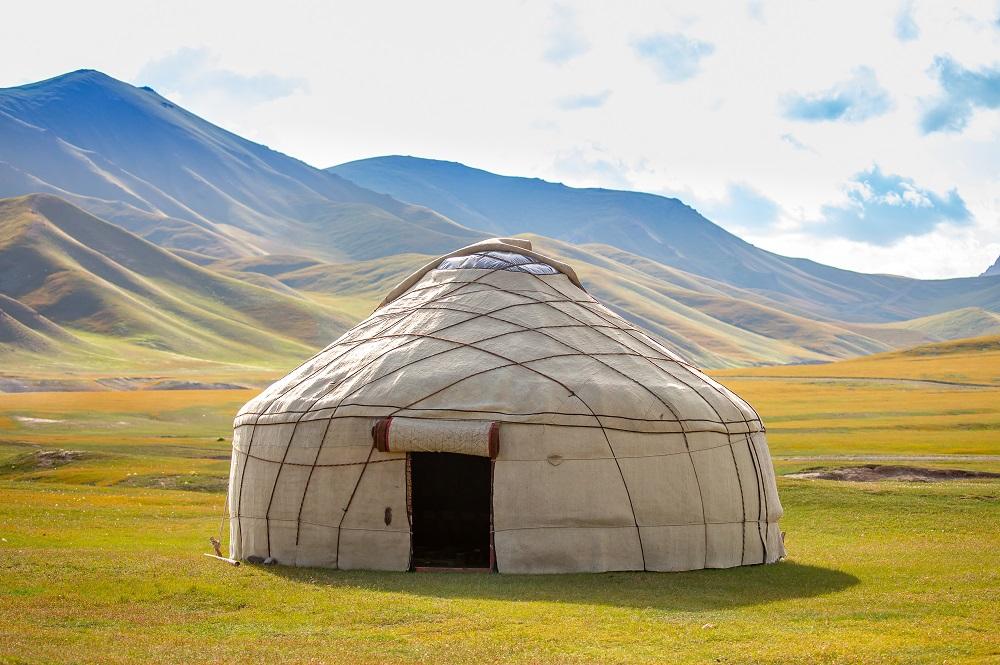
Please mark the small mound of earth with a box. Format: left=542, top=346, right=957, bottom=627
left=150, top=380, right=246, bottom=391
left=118, top=473, right=227, bottom=493
left=787, top=464, right=1000, bottom=483
left=0, top=378, right=94, bottom=392
left=95, top=377, right=246, bottom=390
left=3, top=449, right=86, bottom=473
left=34, top=449, right=85, bottom=467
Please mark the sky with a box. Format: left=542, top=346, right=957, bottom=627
left=2, top=0, right=999, bottom=279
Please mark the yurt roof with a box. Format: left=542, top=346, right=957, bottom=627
left=376, top=238, right=585, bottom=309
left=236, top=238, right=762, bottom=436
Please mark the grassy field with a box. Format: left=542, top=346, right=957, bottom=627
left=717, top=335, right=1000, bottom=463
left=0, top=339, right=998, bottom=663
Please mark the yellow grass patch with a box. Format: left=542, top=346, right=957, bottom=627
left=0, top=389, right=256, bottom=417
left=715, top=334, right=1000, bottom=385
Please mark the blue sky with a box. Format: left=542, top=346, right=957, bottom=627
left=632, top=33, right=715, bottom=83
left=920, top=55, right=1000, bottom=133
left=0, top=0, right=998, bottom=278
left=781, top=68, right=893, bottom=123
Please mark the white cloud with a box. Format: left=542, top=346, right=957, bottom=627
left=556, top=90, right=612, bottom=110
left=632, top=33, right=715, bottom=83
left=137, top=47, right=306, bottom=106
left=745, top=226, right=1000, bottom=280
left=816, top=165, right=971, bottom=245
left=782, top=67, right=892, bottom=122
left=550, top=145, right=634, bottom=190
left=544, top=5, right=590, bottom=64
left=920, top=55, right=1000, bottom=133
left=895, top=1, right=920, bottom=41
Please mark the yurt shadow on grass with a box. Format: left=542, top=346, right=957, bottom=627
left=228, top=238, right=786, bottom=574
left=257, top=562, right=858, bottom=611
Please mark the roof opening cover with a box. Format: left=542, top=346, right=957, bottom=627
left=437, top=250, right=559, bottom=275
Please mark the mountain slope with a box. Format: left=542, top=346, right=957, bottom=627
left=0, top=293, right=85, bottom=353
left=983, top=256, right=1000, bottom=277
left=331, top=156, right=1000, bottom=323
left=2, top=193, right=990, bottom=373
left=202, top=230, right=1000, bottom=368
left=212, top=234, right=961, bottom=368
left=526, top=236, right=894, bottom=366
left=849, top=307, right=1000, bottom=347
left=0, top=194, right=357, bottom=365
left=0, top=71, right=486, bottom=261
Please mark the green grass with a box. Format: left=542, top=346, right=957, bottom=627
left=0, top=344, right=998, bottom=663
left=715, top=336, right=1000, bottom=459
left=0, top=478, right=996, bottom=664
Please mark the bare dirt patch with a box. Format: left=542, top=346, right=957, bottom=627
left=0, top=378, right=96, bottom=392
left=13, top=416, right=64, bottom=425
left=117, top=473, right=227, bottom=493
left=2, top=449, right=86, bottom=474
left=0, top=376, right=247, bottom=392
left=95, top=377, right=246, bottom=390
left=786, top=464, right=1000, bottom=483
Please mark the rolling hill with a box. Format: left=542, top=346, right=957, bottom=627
left=202, top=232, right=1000, bottom=368
left=331, top=156, right=1000, bottom=323
left=3, top=193, right=998, bottom=377
left=0, top=193, right=359, bottom=370
left=714, top=333, right=1000, bottom=386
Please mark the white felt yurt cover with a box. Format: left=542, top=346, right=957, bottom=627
left=228, top=238, right=784, bottom=573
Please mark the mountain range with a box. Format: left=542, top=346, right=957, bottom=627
left=331, top=156, right=1000, bottom=324
left=1, top=69, right=998, bottom=377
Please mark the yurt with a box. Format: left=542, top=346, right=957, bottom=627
left=228, top=238, right=784, bottom=573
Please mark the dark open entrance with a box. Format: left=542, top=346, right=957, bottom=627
left=409, top=452, right=492, bottom=570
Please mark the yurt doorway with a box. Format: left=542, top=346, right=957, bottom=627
left=409, top=452, right=492, bottom=570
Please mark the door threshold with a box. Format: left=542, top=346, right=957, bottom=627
left=413, top=566, right=493, bottom=573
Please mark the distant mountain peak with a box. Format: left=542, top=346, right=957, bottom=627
left=52, top=68, right=109, bottom=81
left=0, top=70, right=484, bottom=263
left=982, top=256, right=1000, bottom=277
left=4, top=68, right=122, bottom=93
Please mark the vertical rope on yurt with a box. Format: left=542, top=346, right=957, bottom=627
left=232, top=422, right=259, bottom=561
left=263, top=420, right=301, bottom=558
left=333, top=443, right=376, bottom=565
left=744, top=432, right=768, bottom=562
left=751, top=434, right=772, bottom=561
left=729, top=443, right=748, bottom=565
left=293, top=417, right=334, bottom=546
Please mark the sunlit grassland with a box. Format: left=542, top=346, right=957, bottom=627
left=0, top=390, right=253, bottom=488
left=0, top=329, right=290, bottom=390
left=0, top=341, right=998, bottom=663
left=0, top=475, right=996, bottom=663
left=721, top=378, right=1000, bottom=458
left=715, top=335, right=1000, bottom=386
left=715, top=336, right=1000, bottom=461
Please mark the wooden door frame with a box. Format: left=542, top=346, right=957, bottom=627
left=406, top=452, right=496, bottom=573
